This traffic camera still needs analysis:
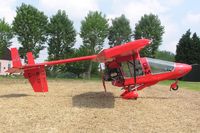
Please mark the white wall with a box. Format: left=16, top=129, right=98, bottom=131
left=0, top=60, right=12, bottom=75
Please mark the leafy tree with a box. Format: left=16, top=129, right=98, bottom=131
left=66, top=47, right=90, bottom=78
left=175, top=30, right=200, bottom=64
left=0, top=19, right=13, bottom=57
left=155, top=50, right=175, bottom=61
left=65, top=46, right=99, bottom=78
left=47, top=10, right=76, bottom=73
left=108, top=14, right=132, bottom=47
left=80, top=11, right=109, bottom=79
left=12, top=3, right=48, bottom=61
left=134, top=14, right=164, bottom=57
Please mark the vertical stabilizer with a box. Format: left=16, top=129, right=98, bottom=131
left=11, top=48, right=22, bottom=68
left=26, top=52, right=35, bottom=65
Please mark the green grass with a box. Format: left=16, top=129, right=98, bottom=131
left=159, top=80, right=200, bottom=91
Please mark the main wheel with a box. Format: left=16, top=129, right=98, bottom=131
left=171, top=85, right=179, bottom=91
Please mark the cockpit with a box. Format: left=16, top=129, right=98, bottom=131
left=120, top=57, right=175, bottom=78
left=121, top=60, right=144, bottom=78
left=104, top=57, right=176, bottom=81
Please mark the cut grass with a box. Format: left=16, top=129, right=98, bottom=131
left=1, top=76, right=199, bottom=91
left=159, top=80, right=200, bottom=91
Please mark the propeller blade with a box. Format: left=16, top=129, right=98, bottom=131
left=133, top=57, right=137, bottom=87
left=102, top=76, right=107, bottom=92
left=100, top=64, right=107, bottom=92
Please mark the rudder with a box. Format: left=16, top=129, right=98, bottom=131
left=11, top=48, right=22, bottom=68
left=26, top=52, right=35, bottom=65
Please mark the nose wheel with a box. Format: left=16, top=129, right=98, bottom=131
left=170, top=80, right=179, bottom=91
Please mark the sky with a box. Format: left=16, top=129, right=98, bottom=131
left=1, top=0, right=200, bottom=62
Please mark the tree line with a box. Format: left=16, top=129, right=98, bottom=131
left=0, top=3, right=199, bottom=78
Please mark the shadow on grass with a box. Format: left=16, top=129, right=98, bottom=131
left=72, top=92, right=115, bottom=108
left=0, top=93, right=30, bottom=98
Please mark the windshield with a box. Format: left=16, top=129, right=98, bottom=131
left=146, top=58, right=175, bottom=74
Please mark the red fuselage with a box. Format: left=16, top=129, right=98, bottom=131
left=105, top=56, right=192, bottom=91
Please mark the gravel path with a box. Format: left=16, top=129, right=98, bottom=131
left=0, top=78, right=199, bottom=133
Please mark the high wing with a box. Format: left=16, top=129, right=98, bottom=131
left=6, top=39, right=150, bottom=93
left=96, top=39, right=151, bottom=62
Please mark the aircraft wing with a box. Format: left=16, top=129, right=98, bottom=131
left=96, top=39, right=151, bottom=62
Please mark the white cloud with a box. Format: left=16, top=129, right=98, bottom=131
left=38, top=0, right=99, bottom=21
left=159, top=15, right=180, bottom=53
left=185, top=12, right=200, bottom=25
left=124, top=0, right=167, bottom=20
left=0, top=0, right=16, bottom=24
left=107, top=0, right=168, bottom=27
left=162, top=0, right=184, bottom=7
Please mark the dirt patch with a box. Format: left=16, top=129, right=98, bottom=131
left=0, top=78, right=200, bottom=133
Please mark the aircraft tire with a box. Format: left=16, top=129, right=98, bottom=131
left=171, top=85, right=179, bottom=91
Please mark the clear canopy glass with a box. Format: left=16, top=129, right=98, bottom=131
left=146, top=58, right=175, bottom=74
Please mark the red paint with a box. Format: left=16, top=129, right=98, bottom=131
left=10, top=48, right=22, bottom=68
left=26, top=52, right=35, bottom=65
left=24, top=66, right=48, bottom=92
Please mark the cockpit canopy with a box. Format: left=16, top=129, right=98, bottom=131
left=146, top=58, right=175, bottom=74
left=121, top=58, right=175, bottom=78
left=121, top=60, right=144, bottom=78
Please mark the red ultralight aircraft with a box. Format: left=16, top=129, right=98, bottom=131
left=6, top=39, right=192, bottom=99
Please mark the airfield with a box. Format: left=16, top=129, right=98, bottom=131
left=0, top=77, right=199, bottom=133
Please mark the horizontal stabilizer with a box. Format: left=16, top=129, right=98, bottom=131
left=6, top=68, right=24, bottom=74
left=23, top=66, right=48, bottom=92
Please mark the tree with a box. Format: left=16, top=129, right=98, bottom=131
left=108, top=14, right=132, bottom=47
left=175, top=30, right=200, bottom=64
left=80, top=11, right=109, bottom=79
left=175, top=30, right=191, bottom=64
left=134, top=14, right=164, bottom=57
left=47, top=10, right=76, bottom=73
left=12, top=3, right=48, bottom=61
left=190, top=33, right=200, bottom=64
left=66, top=47, right=90, bottom=78
left=0, top=19, right=13, bottom=57
left=155, top=50, right=175, bottom=61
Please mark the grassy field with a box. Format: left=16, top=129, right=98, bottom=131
left=0, top=77, right=200, bottom=132
left=159, top=80, right=200, bottom=91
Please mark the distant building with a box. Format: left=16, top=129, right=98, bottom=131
left=0, top=48, right=12, bottom=75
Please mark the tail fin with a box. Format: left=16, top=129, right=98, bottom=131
left=11, top=48, right=22, bottom=68
left=26, top=52, right=35, bottom=65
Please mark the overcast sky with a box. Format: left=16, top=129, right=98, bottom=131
left=1, top=0, right=200, bottom=62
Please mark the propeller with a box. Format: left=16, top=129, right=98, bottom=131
left=100, top=64, right=107, bottom=92
left=133, top=59, right=137, bottom=87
